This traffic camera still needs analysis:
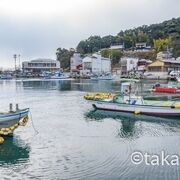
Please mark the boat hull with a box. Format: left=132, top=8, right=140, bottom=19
left=0, top=108, right=29, bottom=128
left=152, top=87, right=180, bottom=94
left=90, top=77, right=113, bottom=80
left=49, top=77, right=69, bottom=79
left=91, top=101, right=180, bottom=118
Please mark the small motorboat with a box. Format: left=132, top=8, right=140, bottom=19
left=0, top=74, right=12, bottom=80
left=0, top=104, right=29, bottom=139
left=84, top=83, right=180, bottom=118
left=90, top=74, right=113, bottom=80
left=151, top=83, right=180, bottom=94
left=46, top=72, right=69, bottom=79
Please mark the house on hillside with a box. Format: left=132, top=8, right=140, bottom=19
left=156, top=51, right=173, bottom=60
left=110, top=44, right=124, bottom=50
left=134, top=42, right=151, bottom=52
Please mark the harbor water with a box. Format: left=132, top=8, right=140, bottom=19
left=0, top=79, right=180, bottom=180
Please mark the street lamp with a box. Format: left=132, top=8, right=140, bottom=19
left=18, top=54, right=21, bottom=70
left=13, top=54, right=17, bottom=72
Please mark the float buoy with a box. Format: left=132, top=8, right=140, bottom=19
left=0, top=136, right=4, bottom=144
left=134, top=110, right=140, bottom=115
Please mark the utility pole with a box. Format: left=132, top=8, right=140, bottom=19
left=18, top=54, right=21, bottom=70
left=13, top=54, right=17, bottom=72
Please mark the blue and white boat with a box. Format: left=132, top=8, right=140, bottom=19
left=0, top=107, right=29, bottom=136
left=0, top=74, right=12, bottom=80
left=47, top=72, right=69, bottom=79
left=90, top=74, right=113, bottom=80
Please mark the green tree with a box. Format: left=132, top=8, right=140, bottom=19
left=56, top=48, right=74, bottom=70
left=153, top=38, right=172, bottom=53
left=101, top=49, right=123, bottom=65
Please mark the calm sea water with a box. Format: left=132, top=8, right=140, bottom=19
left=0, top=79, right=180, bottom=180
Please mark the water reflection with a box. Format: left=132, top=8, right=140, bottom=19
left=21, top=79, right=122, bottom=92
left=85, top=110, right=180, bottom=139
left=118, top=119, right=136, bottom=138
left=22, top=80, right=72, bottom=91
left=0, top=136, right=30, bottom=165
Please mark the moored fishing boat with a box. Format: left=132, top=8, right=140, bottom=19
left=151, top=83, right=180, bottom=94
left=0, top=104, right=29, bottom=144
left=84, top=83, right=180, bottom=118
left=92, top=100, right=180, bottom=117
left=46, top=72, right=69, bottom=79
left=90, top=74, right=113, bottom=80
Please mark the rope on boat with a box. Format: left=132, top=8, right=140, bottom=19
left=29, top=111, right=39, bottom=135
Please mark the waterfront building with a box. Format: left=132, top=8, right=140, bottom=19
left=70, top=53, right=82, bottom=74
left=22, top=58, right=60, bottom=73
left=137, top=59, right=152, bottom=72
left=81, top=53, right=111, bottom=75
left=147, top=59, right=180, bottom=74
left=120, top=57, right=139, bottom=75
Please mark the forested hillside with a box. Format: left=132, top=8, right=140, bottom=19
left=76, top=17, right=180, bottom=57
left=57, top=17, right=180, bottom=69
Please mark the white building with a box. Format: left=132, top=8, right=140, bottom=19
left=110, top=44, right=124, bottom=50
left=22, top=58, right=60, bottom=73
left=157, top=51, right=174, bottom=60
left=81, top=53, right=111, bottom=75
left=70, top=53, right=82, bottom=73
left=134, top=42, right=151, bottom=52
left=137, top=59, right=152, bottom=72
left=120, top=57, right=139, bottom=75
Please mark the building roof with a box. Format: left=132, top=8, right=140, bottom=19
left=30, top=58, right=57, bottom=63
left=110, top=44, right=124, bottom=50
left=148, top=60, right=164, bottom=67
left=161, top=59, right=180, bottom=64
left=148, top=59, right=180, bottom=68
left=83, top=55, right=110, bottom=62
left=138, top=59, right=152, bottom=63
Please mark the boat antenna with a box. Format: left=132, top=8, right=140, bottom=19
left=129, top=83, right=131, bottom=104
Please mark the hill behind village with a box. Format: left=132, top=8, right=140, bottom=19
left=57, top=17, right=180, bottom=70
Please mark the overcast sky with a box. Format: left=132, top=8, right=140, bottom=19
left=0, top=0, right=179, bottom=69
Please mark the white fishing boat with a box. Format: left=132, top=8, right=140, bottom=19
left=47, top=72, right=69, bottom=79
left=84, top=82, right=180, bottom=118
left=90, top=99, right=180, bottom=118
left=90, top=74, right=113, bottom=80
